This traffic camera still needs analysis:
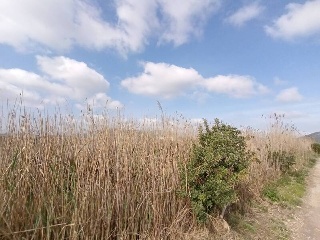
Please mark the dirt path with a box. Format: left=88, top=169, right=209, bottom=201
left=290, top=159, right=320, bottom=239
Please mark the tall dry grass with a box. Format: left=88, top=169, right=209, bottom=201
left=0, top=105, right=313, bottom=239
left=244, top=114, right=313, bottom=196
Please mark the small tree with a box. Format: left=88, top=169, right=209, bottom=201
left=182, top=119, right=254, bottom=222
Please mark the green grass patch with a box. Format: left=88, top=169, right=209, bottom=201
left=262, top=170, right=307, bottom=207
left=263, top=158, right=318, bottom=206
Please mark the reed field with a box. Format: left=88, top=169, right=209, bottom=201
left=0, top=104, right=313, bottom=239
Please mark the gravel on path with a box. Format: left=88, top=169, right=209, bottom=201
left=291, top=159, right=320, bottom=240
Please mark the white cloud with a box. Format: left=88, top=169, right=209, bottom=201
left=276, top=87, right=303, bottom=102
left=0, top=82, right=40, bottom=106
left=0, top=0, right=133, bottom=52
left=83, top=93, right=123, bottom=109
left=0, top=0, right=78, bottom=51
left=115, top=0, right=160, bottom=53
left=121, top=62, right=202, bottom=98
left=0, top=68, right=65, bottom=106
left=0, top=0, right=220, bottom=54
left=273, top=77, right=288, bottom=86
left=158, top=0, right=221, bottom=45
left=202, top=75, right=269, bottom=98
left=226, top=2, right=264, bottom=27
left=121, top=62, right=268, bottom=99
left=37, top=56, right=109, bottom=100
left=74, top=1, right=127, bottom=52
left=0, top=56, right=121, bottom=109
left=265, top=0, right=320, bottom=40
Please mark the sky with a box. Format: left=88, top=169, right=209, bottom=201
left=0, top=0, right=319, bottom=133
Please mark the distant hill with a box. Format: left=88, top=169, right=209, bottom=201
left=306, top=132, right=320, bottom=143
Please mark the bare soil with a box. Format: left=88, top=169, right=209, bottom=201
left=289, top=159, right=320, bottom=239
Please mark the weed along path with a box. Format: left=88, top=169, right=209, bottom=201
left=291, top=159, right=320, bottom=239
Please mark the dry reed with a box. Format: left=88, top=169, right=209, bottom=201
left=0, top=104, right=313, bottom=239
left=244, top=114, right=313, bottom=196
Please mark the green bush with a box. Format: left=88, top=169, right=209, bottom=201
left=181, top=119, right=254, bottom=222
left=311, top=143, right=320, bottom=154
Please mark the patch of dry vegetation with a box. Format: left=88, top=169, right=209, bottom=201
left=245, top=114, right=312, bottom=196
left=0, top=104, right=313, bottom=239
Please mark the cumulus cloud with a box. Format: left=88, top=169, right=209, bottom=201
left=158, top=0, right=221, bottom=45
left=121, top=62, right=202, bottom=98
left=1, top=0, right=71, bottom=51
left=265, top=0, right=320, bottom=40
left=0, top=68, right=66, bottom=106
left=0, top=69, right=41, bottom=106
left=0, top=0, right=134, bottom=53
left=0, top=56, right=121, bottom=109
left=276, top=87, right=303, bottom=102
left=121, top=62, right=268, bottom=99
left=36, top=56, right=110, bottom=100
left=115, top=0, right=160, bottom=53
left=83, top=93, right=122, bottom=109
left=0, top=0, right=220, bottom=54
left=226, top=2, right=265, bottom=27
left=202, top=75, right=269, bottom=98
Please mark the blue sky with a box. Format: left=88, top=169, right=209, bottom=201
left=0, top=0, right=319, bottom=133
